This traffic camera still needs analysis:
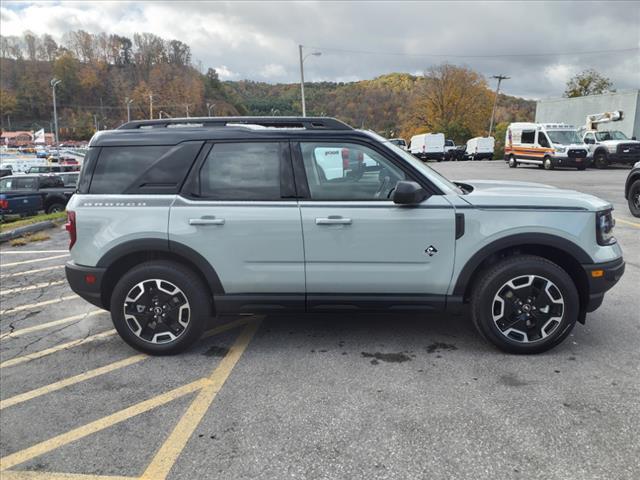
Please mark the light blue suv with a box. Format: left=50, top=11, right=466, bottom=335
left=65, top=117, right=625, bottom=355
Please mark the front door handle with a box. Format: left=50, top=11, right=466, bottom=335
left=189, top=216, right=225, bottom=226
left=315, top=216, right=352, bottom=225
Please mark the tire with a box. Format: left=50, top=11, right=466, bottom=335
left=46, top=203, right=65, bottom=214
left=110, top=260, right=210, bottom=355
left=628, top=179, right=640, bottom=218
left=508, top=155, right=518, bottom=168
left=543, top=156, right=554, bottom=170
left=594, top=151, right=608, bottom=169
left=470, top=255, right=579, bottom=354
left=577, top=165, right=586, bottom=171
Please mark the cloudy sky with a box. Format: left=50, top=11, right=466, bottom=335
left=2, top=1, right=639, bottom=99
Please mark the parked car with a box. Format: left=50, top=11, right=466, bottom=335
left=28, top=165, right=81, bottom=174
left=65, top=116, right=624, bottom=356
left=58, top=172, right=80, bottom=188
left=450, top=144, right=468, bottom=161
left=505, top=123, right=589, bottom=170
left=0, top=176, right=43, bottom=218
left=0, top=174, right=74, bottom=214
left=466, top=136, right=495, bottom=161
left=0, top=168, right=12, bottom=178
left=388, top=138, right=408, bottom=151
left=582, top=130, right=640, bottom=168
left=409, top=133, right=446, bottom=161
left=625, top=161, right=640, bottom=217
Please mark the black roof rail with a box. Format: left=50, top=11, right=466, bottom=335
left=117, top=116, right=352, bottom=131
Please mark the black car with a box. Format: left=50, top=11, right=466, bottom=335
left=625, top=161, right=640, bottom=217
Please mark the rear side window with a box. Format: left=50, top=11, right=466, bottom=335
left=199, top=142, right=282, bottom=200
left=521, top=130, right=535, bottom=144
left=39, top=176, right=64, bottom=188
left=90, top=146, right=168, bottom=194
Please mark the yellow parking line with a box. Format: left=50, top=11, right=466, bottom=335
left=202, top=316, right=254, bottom=339
left=0, top=471, right=136, bottom=480
left=0, top=265, right=65, bottom=278
left=615, top=217, right=640, bottom=228
left=0, top=250, right=70, bottom=254
left=0, top=379, right=207, bottom=471
left=0, top=354, right=148, bottom=410
left=0, top=295, right=78, bottom=316
left=0, top=310, right=105, bottom=341
left=141, top=320, right=261, bottom=480
left=1, top=280, right=66, bottom=296
left=1, top=254, right=69, bottom=268
left=0, top=330, right=116, bottom=369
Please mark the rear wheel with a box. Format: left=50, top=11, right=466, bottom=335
left=470, top=255, right=578, bottom=354
left=46, top=203, right=65, bottom=214
left=594, top=151, right=608, bottom=169
left=508, top=155, right=518, bottom=168
left=628, top=179, right=640, bottom=217
left=110, top=260, right=210, bottom=355
left=543, top=156, right=554, bottom=170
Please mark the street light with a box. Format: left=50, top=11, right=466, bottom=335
left=488, top=75, right=510, bottom=137
left=125, top=97, right=134, bottom=122
left=298, top=45, right=321, bottom=117
left=50, top=78, right=62, bottom=146
left=206, top=102, right=215, bottom=116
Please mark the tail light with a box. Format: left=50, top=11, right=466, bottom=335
left=0, top=199, right=8, bottom=210
left=65, top=211, right=77, bottom=249
left=341, top=148, right=350, bottom=170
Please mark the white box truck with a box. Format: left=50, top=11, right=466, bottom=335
left=409, top=133, right=445, bottom=161
left=466, top=137, right=495, bottom=161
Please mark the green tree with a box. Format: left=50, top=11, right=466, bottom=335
left=564, top=69, right=613, bottom=98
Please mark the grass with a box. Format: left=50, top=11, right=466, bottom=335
left=9, top=232, right=51, bottom=246
left=0, top=211, right=66, bottom=232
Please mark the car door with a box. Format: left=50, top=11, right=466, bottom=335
left=169, top=141, right=305, bottom=313
left=294, top=140, right=456, bottom=311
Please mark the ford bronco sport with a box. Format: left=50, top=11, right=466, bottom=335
left=65, top=117, right=625, bottom=355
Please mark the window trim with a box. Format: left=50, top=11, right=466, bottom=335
left=291, top=138, right=433, bottom=201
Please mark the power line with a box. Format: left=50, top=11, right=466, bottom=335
left=304, top=45, right=639, bottom=59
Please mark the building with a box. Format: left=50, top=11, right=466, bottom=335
left=0, top=130, right=55, bottom=147
left=535, top=90, right=640, bottom=139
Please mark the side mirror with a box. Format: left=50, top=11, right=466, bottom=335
left=632, top=136, right=637, bottom=140
left=392, top=181, right=429, bottom=205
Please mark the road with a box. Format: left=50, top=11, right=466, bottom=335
left=1, top=160, right=638, bottom=480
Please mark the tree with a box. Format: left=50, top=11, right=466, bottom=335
left=0, top=88, right=18, bottom=115
left=564, top=69, right=613, bottom=98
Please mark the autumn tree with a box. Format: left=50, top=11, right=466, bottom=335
left=564, top=69, right=613, bottom=98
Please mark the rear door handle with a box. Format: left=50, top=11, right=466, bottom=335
left=189, top=216, right=225, bottom=226
left=315, top=216, right=352, bottom=225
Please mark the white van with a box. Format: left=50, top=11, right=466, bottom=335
left=409, top=133, right=445, bottom=161
left=505, top=123, right=590, bottom=170
left=466, top=136, right=495, bottom=161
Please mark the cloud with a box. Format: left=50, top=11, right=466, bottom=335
left=213, top=65, right=238, bottom=80
left=1, top=1, right=639, bottom=98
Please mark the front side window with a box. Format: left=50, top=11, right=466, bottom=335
left=199, top=142, right=282, bottom=200
left=538, top=133, right=550, bottom=148
left=300, top=142, right=407, bottom=200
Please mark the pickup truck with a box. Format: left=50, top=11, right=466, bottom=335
left=0, top=174, right=74, bottom=216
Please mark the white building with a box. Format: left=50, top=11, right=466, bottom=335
left=535, top=90, right=640, bottom=139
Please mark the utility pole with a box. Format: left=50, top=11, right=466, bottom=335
left=125, top=97, right=133, bottom=122
left=94, top=114, right=99, bottom=131
left=50, top=78, right=62, bottom=146
left=185, top=104, right=190, bottom=118
left=206, top=102, right=215, bottom=116
left=298, top=45, right=321, bottom=117
left=149, top=94, right=154, bottom=120
left=488, top=75, right=510, bottom=137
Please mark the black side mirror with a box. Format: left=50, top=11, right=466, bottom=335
left=632, top=136, right=637, bottom=140
left=392, top=181, right=429, bottom=205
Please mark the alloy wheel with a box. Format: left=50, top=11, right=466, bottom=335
left=491, top=275, right=564, bottom=343
left=123, top=279, right=190, bottom=344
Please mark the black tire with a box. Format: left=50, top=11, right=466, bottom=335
left=110, top=260, right=210, bottom=355
left=628, top=179, right=640, bottom=218
left=508, top=155, right=518, bottom=168
left=577, top=166, right=586, bottom=171
left=594, top=151, right=608, bottom=169
left=543, top=156, right=554, bottom=170
left=46, top=203, right=65, bottom=214
left=470, top=255, right=579, bottom=354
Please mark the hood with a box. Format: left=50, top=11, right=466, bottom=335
left=598, top=139, right=640, bottom=146
left=458, top=179, right=611, bottom=211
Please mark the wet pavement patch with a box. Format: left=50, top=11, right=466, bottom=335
left=499, top=373, right=528, bottom=387
left=203, top=345, right=229, bottom=357
left=361, top=352, right=412, bottom=364
left=426, top=342, right=458, bottom=354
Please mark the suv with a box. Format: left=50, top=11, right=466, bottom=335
left=65, top=117, right=625, bottom=355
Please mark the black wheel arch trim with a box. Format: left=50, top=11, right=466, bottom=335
left=624, top=170, right=640, bottom=199
left=452, top=233, right=593, bottom=297
left=96, top=238, right=225, bottom=294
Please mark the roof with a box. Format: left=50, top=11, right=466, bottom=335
left=0, top=131, right=33, bottom=139
left=91, top=116, right=359, bottom=147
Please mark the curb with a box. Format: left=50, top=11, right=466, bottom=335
left=0, top=220, right=61, bottom=243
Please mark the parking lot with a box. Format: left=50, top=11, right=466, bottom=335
left=0, top=161, right=638, bottom=480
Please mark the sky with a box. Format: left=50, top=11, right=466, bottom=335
left=1, top=0, right=639, bottom=99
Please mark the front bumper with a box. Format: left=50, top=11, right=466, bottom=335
left=554, top=155, right=590, bottom=168
left=65, top=261, right=108, bottom=310
left=582, top=257, right=625, bottom=312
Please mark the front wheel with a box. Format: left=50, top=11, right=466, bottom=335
left=628, top=179, right=640, bottom=217
left=594, top=152, right=608, bottom=169
left=470, top=255, right=579, bottom=354
left=508, top=155, right=518, bottom=168
left=543, top=156, right=554, bottom=170
left=110, top=260, right=210, bottom=355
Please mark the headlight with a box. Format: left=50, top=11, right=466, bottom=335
left=606, top=145, right=617, bottom=153
left=596, top=209, right=616, bottom=246
left=555, top=146, right=567, bottom=153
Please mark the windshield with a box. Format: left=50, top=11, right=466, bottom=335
left=595, top=131, right=628, bottom=141
left=362, top=130, right=462, bottom=194
left=546, top=130, right=582, bottom=145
